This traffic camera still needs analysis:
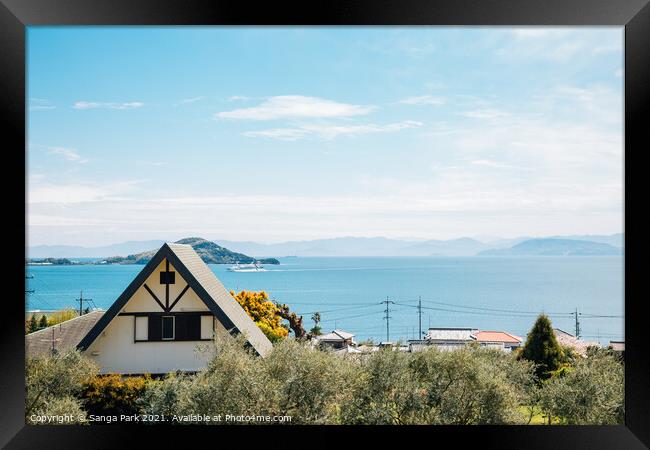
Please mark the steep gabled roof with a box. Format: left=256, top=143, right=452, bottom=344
left=77, top=243, right=273, bottom=357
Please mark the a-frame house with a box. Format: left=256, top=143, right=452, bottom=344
left=77, top=243, right=273, bottom=374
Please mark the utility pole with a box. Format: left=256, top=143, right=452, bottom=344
left=76, top=291, right=92, bottom=317
left=418, top=296, right=422, bottom=340
left=25, top=275, right=34, bottom=294
left=574, top=308, right=581, bottom=339
left=40, top=327, right=60, bottom=355
left=382, top=296, right=394, bottom=343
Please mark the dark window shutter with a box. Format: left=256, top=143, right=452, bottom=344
left=148, top=314, right=162, bottom=341
left=175, top=314, right=201, bottom=341
left=187, top=314, right=201, bottom=340
left=175, top=315, right=188, bottom=340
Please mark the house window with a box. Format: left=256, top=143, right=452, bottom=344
left=162, top=316, right=175, bottom=340
left=160, top=271, right=175, bottom=284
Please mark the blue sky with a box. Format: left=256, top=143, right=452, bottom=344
left=27, top=27, right=623, bottom=246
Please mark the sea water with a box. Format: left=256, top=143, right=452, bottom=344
left=25, top=256, right=624, bottom=344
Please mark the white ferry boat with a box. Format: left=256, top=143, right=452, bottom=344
left=227, top=262, right=266, bottom=272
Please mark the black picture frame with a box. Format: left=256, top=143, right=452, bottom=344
left=2, top=0, right=648, bottom=447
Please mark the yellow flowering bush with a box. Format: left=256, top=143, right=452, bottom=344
left=231, top=290, right=289, bottom=342
left=81, top=374, right=152, bottom=416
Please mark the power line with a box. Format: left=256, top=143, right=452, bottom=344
left=410, top=298, right=575, bottom=316
left=295, top=302, right=383, bottom=315
left=580, top=314, right=624, bottom=318
left=319, top=310, right=385, bottom=324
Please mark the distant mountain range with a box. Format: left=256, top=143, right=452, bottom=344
left=28, top=240, right=167, bottom=259
left=477, top=238, right=622, bottom=256
left=29, top=233, right=623, bottom=258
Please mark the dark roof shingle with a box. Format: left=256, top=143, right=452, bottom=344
left=26, top=311, right=105, bottom=358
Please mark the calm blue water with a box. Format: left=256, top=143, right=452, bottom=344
left=25, top=257, right=624, bottom=345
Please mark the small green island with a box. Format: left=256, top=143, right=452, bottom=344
left=27, top=237, right=280, bottom=266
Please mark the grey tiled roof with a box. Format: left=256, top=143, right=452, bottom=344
left=26, top=311, right=105, bottom=358
left=425, top=327, right=479, bottom=341
left=553, top=328, right=600, bottom=356
left=165, top=243, right=273, bottom=357
left=319, top=329, right=355, bottom=341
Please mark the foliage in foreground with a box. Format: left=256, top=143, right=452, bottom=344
left=140, top=334, right=537, bottom=425
left=26, top=333, right=624, bottom=426
left=537, top=348, right=624, bottom=424
left=25, top=350, right=98, bottom=424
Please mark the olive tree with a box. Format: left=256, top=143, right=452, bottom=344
left=25, top=350, right=98, bottom=424
left=262, top=339, right=355, bottom=424
left=407, top=346, right=533, bottom=424
left=339, top=347, right=424, bottom=425
left=538, top=348, right=624, bottom=424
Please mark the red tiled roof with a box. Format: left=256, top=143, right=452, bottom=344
left=475, top=330, right=522, bottom=344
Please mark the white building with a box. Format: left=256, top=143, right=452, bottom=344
left=408, top=327, right=522, bottom=352
left=27, top=243, right=272, bottom=374
left=317, top=329, right=356, bottom=349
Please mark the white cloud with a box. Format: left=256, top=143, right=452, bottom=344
left=243, top=120, right=422, bottom=140
left=179, top=96, right=204, bottom=104
left=614, top=68, right=623, bottom=78
left=47, top=147, right=88, bottom=164
left=458, top=109, right=509, bottom=120
left=592, top=44, right=622, bottom=54
left=27, top=182, right=622, bottom=245
left=138, top=161, right=167, bottom=167
left=242, top=128, right=310, bottom=141
left=531, top=84, right=622, bottom=126
left=73, top=101, right=144, bottom=110
left=467, top=159, right=516, bottom=169
left=29, top=180, right=142, bottom=204
left=216, top=95, right=374, bottom=120
left=498, top=29, right=621, bottom=63
left=29, top=98, right=55, bottom=111
left=510, top=29, right=567, bottom=39
left=227, top=95, right=250, bottom=102
left=400, top=95, right=445, bottom=106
